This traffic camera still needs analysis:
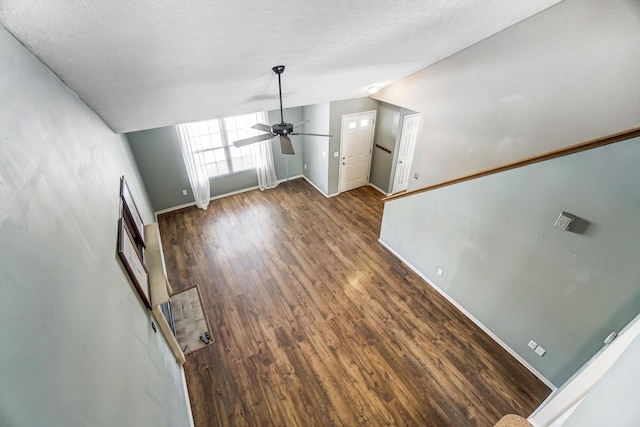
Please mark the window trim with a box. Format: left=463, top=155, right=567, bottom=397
left=181, top=111, right=267, bottom=179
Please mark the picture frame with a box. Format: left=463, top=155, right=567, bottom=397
left=117, top=217, right=151, bottom=309
left=120, top=176, right=146, bottom=247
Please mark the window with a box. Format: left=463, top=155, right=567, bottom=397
left=180, top=111, right=268, bottom=178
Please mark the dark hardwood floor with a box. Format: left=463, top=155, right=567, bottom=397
left=158, top=178, right=550, bottom=427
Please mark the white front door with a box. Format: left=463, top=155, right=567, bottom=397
left=391, top=113, right=421, bottom=194
left=339, top=111, right=376, bottom=192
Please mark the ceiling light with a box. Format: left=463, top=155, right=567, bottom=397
left=367, top=86, right=379, bottom=95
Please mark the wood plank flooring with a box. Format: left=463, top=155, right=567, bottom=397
left=158, top=178, right=550, bottom=427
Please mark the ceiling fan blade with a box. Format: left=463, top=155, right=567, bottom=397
left=292, top=120, right=310, bottom=129
left=251, top=123, right=272, bottom=133
left=279, top=135, right=295, bottom=155
left=290, top=132, right=333, bottom=138
left=233, top=133, right=275, bottom=147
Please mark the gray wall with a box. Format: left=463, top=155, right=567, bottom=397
left=301, top=102, right=331, bottom=195
left=127, top=126, right=194, bottom=210
left=380, top=137, right=640, bottom=386
left=373, top=0, right=640, bottom=191
left=127, top=107, right=304, bottom=211
left=328, top=97, right=380, bottom=195
left=369, top=102, right=417, bottom=194
left=0, top=26, right=190, bottom=427
left=128, top=98, right=388, bottom=210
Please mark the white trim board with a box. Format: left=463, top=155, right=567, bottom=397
left=154, top=175, right=304, bottom=218
left=304, top=177, right=385, bottom=198
left=302, top=175, right=339, bottom=198
left=181, top=366, right=196, bottom=427
left=368, top=183, right=391, bottom=196
left=378, top=238, right=557, bottom=391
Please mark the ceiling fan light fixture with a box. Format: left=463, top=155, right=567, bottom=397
left=367, top=86, right=379, bottom=95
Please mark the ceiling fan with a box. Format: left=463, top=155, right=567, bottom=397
left=232, top=65, right=332, bottom=155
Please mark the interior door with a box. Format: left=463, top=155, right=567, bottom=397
left=392, top=113, right=421, bottom=194
left=339, top=111, right=376, bottom=192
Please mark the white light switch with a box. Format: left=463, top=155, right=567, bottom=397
left=528, top=340, right=537, bottom=350
left=182, top=189, right=188, bottom=196
left=535, top=346, right=546, bottom=357
left=322, top=150, right=326, bottom=157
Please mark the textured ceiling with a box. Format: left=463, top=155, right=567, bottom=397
left=0, top=0, right=562, bottom=133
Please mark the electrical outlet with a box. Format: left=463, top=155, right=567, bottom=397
left=604, top=331, right=618, bottom=345
left=528, top=340, right=538, bottom=350
left=535, top=346, right=547, bottom=357
left=322, top=150, right=326, bottom=157
left=436, top=267, right=444, bottom=276
left=304, top=164, right=307, bottom=170
left=182, top=189, right=188, bottom=196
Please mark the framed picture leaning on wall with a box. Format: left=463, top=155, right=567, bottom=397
left=120, top=176, right=146, bottom=247
left=117, top=176, right=151, bottom=310
left=117, top=218, right=151, bottom=309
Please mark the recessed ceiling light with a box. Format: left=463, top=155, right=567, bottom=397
left=367, top=86, right=379, bottom=95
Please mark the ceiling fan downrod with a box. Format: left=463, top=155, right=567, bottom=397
left=272, top=65, right=286, bottom=125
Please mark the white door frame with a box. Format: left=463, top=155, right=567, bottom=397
left=391, top=113, right=421, bottom=194
left=338, top=110, right=377, bottom=194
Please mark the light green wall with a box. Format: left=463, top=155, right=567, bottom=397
left=127, top=107, right=304, bottom=211
left=376, top=0, right=640, bottom=387
left=301, top=103, right=331, bottom=194
left=381, top=137, right=640, bottom=386
left=328, top=97, right=380, bottom=195
left=0, top=26, right=190, bottom=426
left=127, top=126, right=194, bottom=210
left=128, top=98, right=391, bottom=209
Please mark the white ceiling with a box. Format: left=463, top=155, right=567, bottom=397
left=0, top=0, right=562, bottom=133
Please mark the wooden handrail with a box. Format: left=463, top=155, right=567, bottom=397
left=383, top=126, right=640, bottom=202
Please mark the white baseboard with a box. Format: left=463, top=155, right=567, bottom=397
left=155, top=201, right=196, bottom=218
left=280, top=174, right=304, bottom=182
left=378, top=238, right=557, bottom=392
left=368, top=183, right=391, bottom=196
left=304, top=178, right=382, bottom=199
left=181, top=366, right=195, bottom=427
left=154, top=175, right=305, bottom=218
left=527, top=390, right=561, bottom=427
left=302, top=175, right=339, bottom=198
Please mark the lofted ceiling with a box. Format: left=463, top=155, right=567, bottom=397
left=0, top=0, right=562, bottom=133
